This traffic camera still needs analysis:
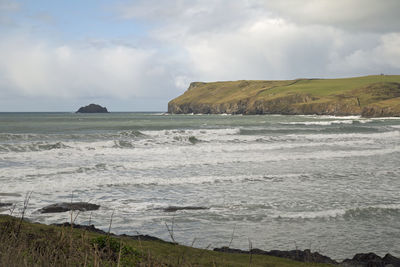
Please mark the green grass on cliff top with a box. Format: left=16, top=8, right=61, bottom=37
left=170, top=75, right=400, bottom=107
left=0, top=215, right=332, bottom=266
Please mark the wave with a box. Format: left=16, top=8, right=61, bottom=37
left=274, top=204, right=400, bottom=220
left=0, top=133, right=46, bottom=141
left=0, top=141, right=70, bottom=152
left=280, top=120, right=355, bottom=126
left=101, top=174, right=288, bottom=187
left=0, top=163, right=113, bottom=179
left=296, top=115, right=362, bottom=120
left=238, top=126, right=382, bottom=136
left=113, top=140, right=135, bottom=148
left=0, top=130, right=147, bottom=142
left=290, top=130, right=400, bottom=141
left=280, top=119, right=375, bottom=126
left=117, top=130, right=147, bottom=138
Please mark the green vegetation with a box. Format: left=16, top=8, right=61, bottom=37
left=0, top=215, right=333, bottom=266
left=168, top=75, right=400, bottom=117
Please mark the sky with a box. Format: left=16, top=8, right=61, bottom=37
left=0, top=0, right=399, bottom=111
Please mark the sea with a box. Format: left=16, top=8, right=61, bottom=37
left=1, top=112, right=400, bottom=260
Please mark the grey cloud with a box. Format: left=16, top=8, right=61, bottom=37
left=119, top=0, right=400, bottom=33
left=117, top=0, right=259, bottom=34
left=1, top=0, right=400, bottom=111
left=116, top=0, right=400, bottom=83
left=260, top=0, right=400, bottom=33
left=0, top=35, right=181, bottom=101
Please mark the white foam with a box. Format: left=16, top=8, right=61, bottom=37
left=370, top=117, right=400, bottom=120
left=272, top=203, right=400, bottom=219
left=281, top=120, right=355, bottom=126
left=274, top=209, right=347, bottom=219
left=296, top=115, right=362, bottom=120
left=288, top=130, right=400, bottom=140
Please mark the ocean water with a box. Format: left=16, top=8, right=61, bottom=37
left=1, top=112, right=400, bottom=260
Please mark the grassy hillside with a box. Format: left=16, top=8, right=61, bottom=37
left=0, top=215, right=333, bottom=266
left=168, top=75, right=400, bottom=116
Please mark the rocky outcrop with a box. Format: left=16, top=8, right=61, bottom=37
left=53, top=222, right=174, bottom=243
left=341, top=252, right=400, bottom=267
left=38, top=202, right=100, bottom=213
left=76, top=104, right=109, bottom=113
left=214, top=247, right=400, bottom=266
left=214, top=247, right=338, bottom=265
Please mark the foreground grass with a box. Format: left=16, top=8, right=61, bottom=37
left=0, top=215, right=333, bottom=266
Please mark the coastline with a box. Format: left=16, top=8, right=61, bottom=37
left=1, top=214, right=399, bottom=266
left=168, top=75, right=400, bottom=118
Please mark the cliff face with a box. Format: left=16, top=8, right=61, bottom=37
left=168, top=76, right=400, bottom=117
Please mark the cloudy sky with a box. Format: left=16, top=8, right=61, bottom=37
left=0, top=0, right=399, bottom=111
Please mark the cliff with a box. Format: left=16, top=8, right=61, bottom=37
left=168, top=75, right=400, bottom=117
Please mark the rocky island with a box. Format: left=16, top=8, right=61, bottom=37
left=76, top=103, right=109, bottom=113
left=168, top=75, right=400, bottom=117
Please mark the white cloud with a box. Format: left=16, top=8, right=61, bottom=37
left=1, top=0, right=400, bottom=111
left=115, top=0, right=400, bottom=83
left=0, top=35, right=179, bottom=100
left=260, top=0, right=400, bottom=32
left=328, top=33, right=400, bottom=75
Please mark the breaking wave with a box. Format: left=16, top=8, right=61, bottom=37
left=274, top=204, right=400, bottom=220
left=0, top=141, right=70, bottom=152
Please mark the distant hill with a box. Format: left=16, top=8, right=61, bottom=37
left=168, top=75, right=400, bottom=117
left=76, top=104, right=109, bottom=113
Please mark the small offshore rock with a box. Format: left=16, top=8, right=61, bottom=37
left=76, top=104, right=109, bottom=113
left=0, top=193, right=21, bottom=197
left=39, top=202, right=100, bottom=213
left=163, top=206, right=208, bottom=212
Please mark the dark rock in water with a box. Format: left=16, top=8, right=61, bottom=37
left=76, top=104, right=108, bottom=113
left=53, top=222, right=107, bottom=234
left=53, top=222, right=173, bottom=244
left=264, top=249, right=338, bottom=265
left=0, top=193, right=21, bottom=197
left=214, top=247, right=338, bottom=265
left=341, top=252, right=400, bottom=267
left=39, top=202, right=100, bottom=213
left=163, top=206, right=208, bottom=212
left=0, top=202, right=13, bottom=207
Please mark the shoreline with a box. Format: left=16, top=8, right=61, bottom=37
left=166, top=111, right=400, bottom=118
left=1, top=214, right=399, bottom=266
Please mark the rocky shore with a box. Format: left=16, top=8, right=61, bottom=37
left=60, top=221, right=400, bottom=266
left=1, top=206, right=400, bottom=266
left=214, top=246, right=400, bottom=266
